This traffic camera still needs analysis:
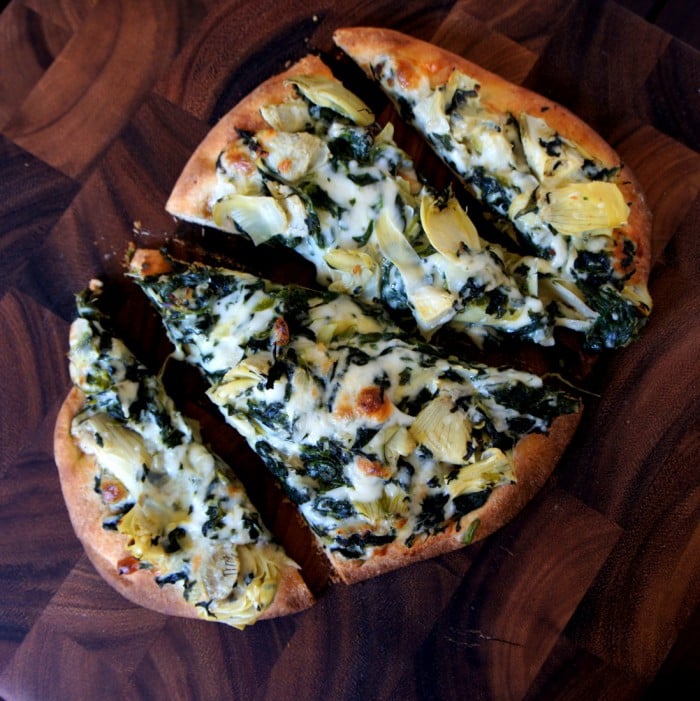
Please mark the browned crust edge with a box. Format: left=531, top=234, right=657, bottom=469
left=165, top=54, right=334, bottom=227
left=328, top=410, right=582, bottom=584
left=333, top=26, right=652, bottom=288
left=53, top=388, right=314, bottom=625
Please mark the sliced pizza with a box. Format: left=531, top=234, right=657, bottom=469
left=130, top=249, right=581, bottom=584
left=54, top=282, right=314, bottom=627
left=165, top=54, right=558, bottom=347
left=334, top=27, right=653, bottom=350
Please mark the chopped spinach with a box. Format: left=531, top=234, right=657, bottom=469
left=415, top=492, right=449, bottom=534
left=446, top=87, right=480, bottom=114
left=538, top=134, right=563, bottom=157
left=312, top=495, right=356, bottom=520
left=246, top=400, right=291, bottom=433
left=452, top=489, right=491, bottom=519
left=331, top=531, right=396, bottom=559
left=300, top=182, right=344, bottom=218
left=485, top=288, right=509, bottom=317
left=300, top=439, right=351, bottom=489
left=155, top=570, right=189, bottom=587
left=202, top=503, right=224, bottom=537
left=242, top=513, right=261, bottom=541
left=467, top=166, right=511, bottom=214
left=490, top=383, right=579, bottom=428
left=352, top=427, right=380, bottom=450
left=431, top=132, right=454, bottom=152
left=582, top=159, right=620, bottom=181
left=352, top=220, right=374, bottom=245
left=583, top=285, right=647, bottom=350
left=347, top=171, right=381, bottom=186
left=398, top=387, right=437, bottom=416
left=328, top=129, right=373, bottom=164
left=573, top=250, right=616, bottom=288
left=163, top=526, right=186, bottom=554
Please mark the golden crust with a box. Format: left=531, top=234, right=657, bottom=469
left=329, top=411, right=581, bottom=584
left=165, top=54, right=334, bottom=227
left=53, top=388, right=314, bottom=625
left=333, top=27, right=652, bottom=287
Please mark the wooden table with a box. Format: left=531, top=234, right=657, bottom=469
left=1, top=1, right=698, bottom=699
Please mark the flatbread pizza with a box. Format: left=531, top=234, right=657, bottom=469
left=165, top=36, right=651, bottom=351
left=54, top=27, right=654, bottom=626
left=334, top=27, right=653, bottom=350
left=129, top=249, right=581, bottom=584
left=54, top=283, right=314, bottom=628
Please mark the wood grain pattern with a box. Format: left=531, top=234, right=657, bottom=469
left=0, top=3, right=72, bottom=127
left=4, top=0, right=202, bottom=180
left=0, top=0, right=698, bottom=699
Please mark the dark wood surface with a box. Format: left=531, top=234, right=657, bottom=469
left=1, top=1, right=699, bottom=699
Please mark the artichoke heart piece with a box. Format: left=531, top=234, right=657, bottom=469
left=324, top=247, right=377, bottom=276
left=73, top=414, right=149, bottom=497
left=411, top=286, right=456, bottom=330
left=200, top=546, right=239, bottom=602
left=212, top=194, right=289, bottom=245
left=375, top=210, right=456, bottom=332
left=209, top=362, right=266, bottom=404
left=286, top=75, right=375, bottom=126
left=383, top=425, right=418, bottom=463
left=420, top=193, right=481, bottom=259
left=256, top=131, right=329, bottom=181
left=519, top=114, right=575, bottom=182
left=316, top=320, right=357, bottom=345
left=205, top=544, right=289, bottom=630
left=354, top=485, right=408, bottom=524
left=539, top=182, right=629, bottom=236
left=117, top=497, right=190, bottom=563
left=541, top=277, right=598, bottom=320
left=259, top=98, right=311, bottom=132
left=409, top=396, right=471, bottom=465
left=446, top=448, right=515, bottom=498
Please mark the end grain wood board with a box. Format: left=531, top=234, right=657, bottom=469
left=0, top=1, right=699, bottom=699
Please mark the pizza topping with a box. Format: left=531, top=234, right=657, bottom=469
left=117, top=555, right=141, bottom=575
left=212, top=194, right=289, bottom=245
left=346, top=47, right=651, bottom=350
left=68, top=289, right=297, bottom=628
left=198, top=68, right=556, bottom=347
left=259, top=98, right=312, bottom=132
left=133, top=255, right=580, bottom=563
left=375, top=209, right=456, bottom=333
left=538, top=182, right=630, bottom=237
left=409, top=396, right=471, bottom=465
left=356, top=386, right=392, bottom=421
left=287, top=74, right=375, bottom=126
left=419, top=192, right=481, bottom=258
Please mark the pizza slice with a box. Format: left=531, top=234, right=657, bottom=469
left=333, top=27, right=653, bottom=350
left=130, top=249, right=580, bottom=584
left=165, top=54, right=557, bottom=348
left=54, top=282, right=314, bottom=627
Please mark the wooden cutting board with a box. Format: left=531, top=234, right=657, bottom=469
left=0, top=1, right=698, bottom=699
